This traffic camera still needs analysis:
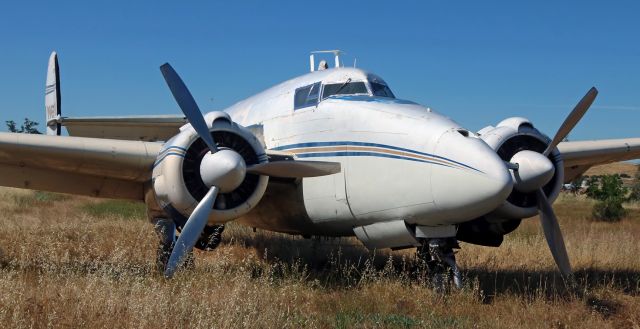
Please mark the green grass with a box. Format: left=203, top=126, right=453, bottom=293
left=80, top=200, right=146, bottom=220
left=334, top=311, right=421, bottom=329
left=7, top=191, right=70, bottom=211
left=33, top=191, right=71, bottom=202
left=333, top=310, right=468, bottom=329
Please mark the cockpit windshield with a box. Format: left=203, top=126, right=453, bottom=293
left=371, top=82, right=395, bottom=98
left=322, top=81, right=368, bottom=99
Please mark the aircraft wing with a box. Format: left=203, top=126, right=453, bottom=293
left=0, top=132, right=162, bottom=200
left=55, top=115, right=187, bottom=142
left=558, top=138, right=640, bottom=182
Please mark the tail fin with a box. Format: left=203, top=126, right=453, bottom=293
left=45, top=51, right=61, bottom=136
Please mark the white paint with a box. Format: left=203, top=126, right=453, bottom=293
left=4, top=52, right=640, bottom=251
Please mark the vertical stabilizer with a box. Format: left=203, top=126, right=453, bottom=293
left=45, top=51, right=61, bottom=136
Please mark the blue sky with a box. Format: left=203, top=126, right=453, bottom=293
left=0, top=1, right=638, bottom=140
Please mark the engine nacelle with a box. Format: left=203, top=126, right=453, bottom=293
left=152, top=112, right=269, bottom=224
left=478, top=117, right=564, bottom=220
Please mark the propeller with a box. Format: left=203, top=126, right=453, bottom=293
left=164, top=186, right=219, bottom=278
left=509, top=87, right=598, bottom=281
left=543, top=87, right=598, bottom=156
left=159, top=63, right=341, bottom=278
left=160, top=64, right=218, bottom=153
left=536, top=189, right=572, bottom=277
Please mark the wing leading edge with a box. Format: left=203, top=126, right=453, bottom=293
left=0, top=133, right=162, bottom=200
left=558, top=138, right=640, bottom=182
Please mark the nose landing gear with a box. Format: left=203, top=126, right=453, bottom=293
left=417, top=238, right=462, bottom=291
left=154, top=218, right=177, bottom=273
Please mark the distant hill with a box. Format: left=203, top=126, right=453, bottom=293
left=584, top=162, right=638, bottom=177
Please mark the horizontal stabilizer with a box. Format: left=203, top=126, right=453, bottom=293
left=60, top=115, right=187, bottom=141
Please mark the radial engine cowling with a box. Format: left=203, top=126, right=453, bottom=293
left=479, top=117, right=564, bottom=220
left=152, top=112, right=269, bottom=224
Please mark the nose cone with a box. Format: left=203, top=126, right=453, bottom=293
left=431, top=130, right=513, bottom=222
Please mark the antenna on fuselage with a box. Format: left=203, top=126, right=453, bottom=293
left=309, top=50, right=344, bottom=72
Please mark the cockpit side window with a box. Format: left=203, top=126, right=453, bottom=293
left=322, top=81, right=368, bottom=100
left=371, top=82, right=396, bottom=98
left=294, top=82, right=321, bottom=110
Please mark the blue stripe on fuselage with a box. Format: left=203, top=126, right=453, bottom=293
left=272, top=141, right=481, bottom=173
left=295, top=151, right=455, bottom=168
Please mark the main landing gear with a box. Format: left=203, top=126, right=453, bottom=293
left=153, top=218, right=225, bottom=273
left=417, top=238, right=462, bottom=291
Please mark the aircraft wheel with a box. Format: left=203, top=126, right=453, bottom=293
left=195, top=225, right=225, bottom=251
left=417, top=238, right=462, bottom=292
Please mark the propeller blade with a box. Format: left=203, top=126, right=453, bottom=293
left=164, top=186, right=219, bottom=278
left=535, top=189, right=572, bottom=278
left=246, top=160, right=341, bottom=178
left=543, top=87, right=598, bottom=156
left=160, top=63, right=217, bottom=153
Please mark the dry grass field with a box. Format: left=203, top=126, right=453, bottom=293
left=0, top=174, right=639, bottom=328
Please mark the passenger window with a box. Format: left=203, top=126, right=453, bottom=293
left=294, top=82, right=321, bottom=110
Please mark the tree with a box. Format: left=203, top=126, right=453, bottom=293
left=627, top=166, right=640, bottom=201
left=5, top=118, right=41, bottom=134
left=585, top=174, right=628, bottom=222
left=6, top=120, right=17, bottom=133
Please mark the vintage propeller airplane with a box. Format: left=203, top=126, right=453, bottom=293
left=1, top=50, right=639, bottom=285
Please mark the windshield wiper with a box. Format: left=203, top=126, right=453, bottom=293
left=333, top=78, right=352, bottom=96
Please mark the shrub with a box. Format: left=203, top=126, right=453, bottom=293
left=586, top=174, right=628, bottom=222
left=627, top=167, right=640, bottom=201
left=592, top=200, right=626, bottom=222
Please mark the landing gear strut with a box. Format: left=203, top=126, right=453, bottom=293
left=153, top=218, right=176, bottom=272
left=417, top=238, right=462, bottom=291
left=153, top=219, right=225, bottom=273
left=195, top=225, right=225, bottom=251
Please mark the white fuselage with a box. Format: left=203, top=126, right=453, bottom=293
left=221, top=68, right=512, bottom=236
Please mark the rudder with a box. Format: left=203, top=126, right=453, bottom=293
left=45, top=51, right=61, bottom=136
